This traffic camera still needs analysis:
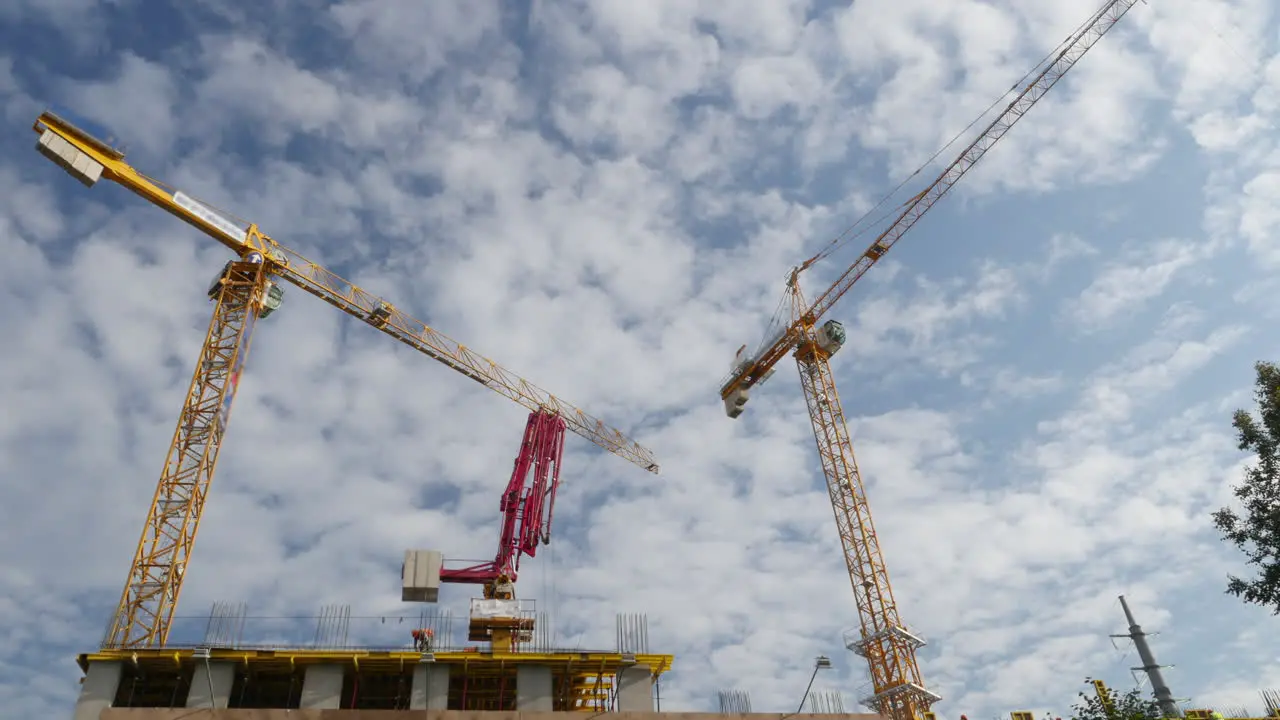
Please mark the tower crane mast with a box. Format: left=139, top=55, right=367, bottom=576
left=33, top=112, right=659, bottom=651
left=718, top=2, right=1143, bottom=719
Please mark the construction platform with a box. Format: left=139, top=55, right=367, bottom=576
left=97, top=707, right=880, bottom=712
left=72, top=647, right=675, bottom=718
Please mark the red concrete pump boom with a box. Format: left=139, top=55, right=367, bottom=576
left=440, top=409, right=566, bottom=599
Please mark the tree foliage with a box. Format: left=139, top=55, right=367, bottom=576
left=1213, top=360, right=1280, bottom=613
left=1069, top=679, right=1162, bottom=720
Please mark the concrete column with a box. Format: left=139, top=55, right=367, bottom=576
left=516, top=664, right=553, bottom=711
left=300, top=664, right=344, bottom=709
left=409, top=662, right=451, bottom=710
left=186, top=661, right=235, bottom=708
left=73, top=661, right=122, bottom=720
left=616, top=664, right=653, bottom=712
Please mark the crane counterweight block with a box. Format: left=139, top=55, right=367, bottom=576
left=36, top=128, right=103, bottom=187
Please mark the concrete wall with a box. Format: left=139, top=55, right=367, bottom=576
left=616, top=665, right=654, bottom=712
left=80, top=705, right=1247, bottom=720
left=187, top=662, right=235, bottom=708
left=516, top=665, right=553, bottom=711
left=409, top=663, right=450, bottom=710
left=74, top=662, right=122, bottom=720
left=299, top=664, right=344, bottom=709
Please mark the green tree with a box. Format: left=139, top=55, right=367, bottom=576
left=1213, top=360, right=1280, bottom=613
left=1069, top=679, right=1162, bottom=720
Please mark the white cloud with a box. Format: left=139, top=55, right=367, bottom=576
left=328, top=0, right=504, bottom=83
left=1138, top=0, right=1275, bottom=118
left=1065, top=238, right=1206, bottom=332
left=3, top=0, right=1280, bottom=718
left=59, top=53, right=177, bottom=159
left=1239, top=170, right=1280, bottom=266
left=988, top=369, right=1065, bottom=400
left=731, top=55, right=824, bottom=120
left=1045, top=232, right=1100, bottom=270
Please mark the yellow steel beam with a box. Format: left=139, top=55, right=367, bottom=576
left=78, top=647, right=674, bottom=675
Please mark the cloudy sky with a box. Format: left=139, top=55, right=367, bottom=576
left=1, top=0, right=1279, bottom=717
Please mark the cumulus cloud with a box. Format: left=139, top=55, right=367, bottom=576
left=2, top=0, right=1280, bottom=718
left=1064, top=238, right=1205, bottom=332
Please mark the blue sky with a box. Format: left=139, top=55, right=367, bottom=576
left=1, top=0, right=1279, bottom=717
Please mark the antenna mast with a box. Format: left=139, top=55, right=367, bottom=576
left=1111, top=595, right=1182, bottom=718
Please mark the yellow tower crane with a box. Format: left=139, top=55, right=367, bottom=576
left=717, top=2, right=1142, bottom=718
left=32, top=111, right=660, bottom=651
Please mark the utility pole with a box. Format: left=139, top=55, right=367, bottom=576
left=1110, top=595, right=1181, bottom=718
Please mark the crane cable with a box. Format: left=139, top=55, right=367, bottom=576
left=121, top=166, right=254, bottom=229
left=754, top=289, right=794, bottom=358
left=798, top=5, right=1115, bottom=272
left=745, top=3, right=1124, bottom=361
left=749, top=37, right=1071, bottom=358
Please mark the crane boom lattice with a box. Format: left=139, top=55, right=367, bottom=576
left=802, top=0, right=1141, bottom=324
left=105, top=260, right=267, bottom=648
left=33, top=108, right=659, bottom=651
left=720, top=0, right=1144, bottom=402
left=793, top=291, right=939, bottom=719
left=720, top=3, right=1145, bottom=719
left=34, top=109, right=657, bottom=475
left=268, top=251, right=655, bottom=472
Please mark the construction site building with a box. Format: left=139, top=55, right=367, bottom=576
left=71, top=647, right=672, bottom=716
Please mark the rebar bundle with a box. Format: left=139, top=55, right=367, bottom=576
left=202, top=600, right=247, bottom=647
left=313, top=604, right=351, bottom=648
left=1262, top=690, right=1280, bottom=718
left=809, top=690, right=847, bottom=714
left=616, top=612, right=649, bottom=654
left=718, top=689, right=753, bottom=714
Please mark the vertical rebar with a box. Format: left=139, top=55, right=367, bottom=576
left=314, top=604, right=351, bottom=648
left=341, top=605, right=351, bottom=647
left=1261, top=689, right=1280, bottom=718
left=615, top=612, right=651, bottom=654
left=312, top=606, right=324, bottom=647
left=202, top=601, right=248, bottom=647
left=233, top=602, right=246, bottom=648
left=718, top=689, right=753, bottom=714
left=534, top=611, right=551, bottom=652
left=202, top=602, right=220, bottom=646
left=809, top=690, right=847, bottom=714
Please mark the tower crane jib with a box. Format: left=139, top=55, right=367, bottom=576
left=717, top=2, right=1144, bottom=719
left=33, top=111, right=659, bottom=650
left=720, top=0, right=1145, bottom=419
